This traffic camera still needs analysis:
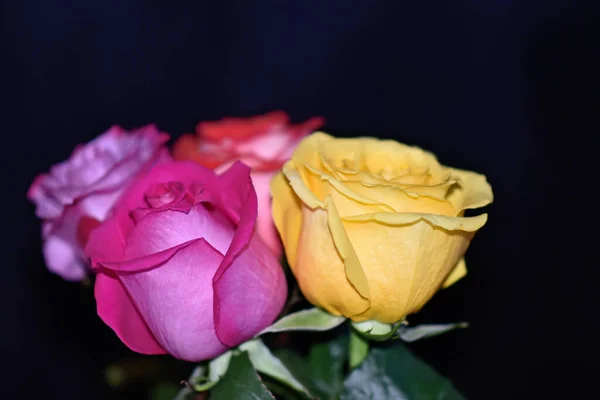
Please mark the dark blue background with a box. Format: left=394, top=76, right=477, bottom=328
left=2, top=1, right=597, bottom=398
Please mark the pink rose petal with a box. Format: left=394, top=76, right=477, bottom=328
left=43, top=234, right=87, bottom=281
left=250, top=171, right=282, bottom=257
left=95, top=270, right=166, bottom=355
left=118, top=239, right=228, bottom=361
left=126, top=204, right=235, bottom=259
left=28, top=125, right=170, bottom=281
left=213, top=234, right=287, bottom=346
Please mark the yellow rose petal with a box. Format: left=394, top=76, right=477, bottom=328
left=447, top=168, right=494, bottom=214
left=304, top=164, right=393, bottom=215
left=362, top=141, right=443, bottom=182
left=342, top=212, right=488, bottom=232
left=271, top=172, right=303, bottom=269
left=282, top=162, right=324, bottom=209
left=295, top=204, right=370, bottom=318
left=291, top=131, right=334, bottom=173
left=326, top=196, right=371, bottom=302
left=344, top=219, right=473, bottom=323
left=402, top=225, right=472, bottom=315
left=342, top=180, right=456, bottom=216
left=319, top=137, right=369, bottom=173
left=442, top=258, right=467, bottom=288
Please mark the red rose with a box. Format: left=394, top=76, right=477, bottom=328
left=172, top=111, right=324, bottom=257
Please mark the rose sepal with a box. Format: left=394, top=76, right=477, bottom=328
left=176, top=350, right=233, bottom=397
left=351, top=319, right=405, bottom=342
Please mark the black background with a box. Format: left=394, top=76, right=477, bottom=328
left=2, top=1, right=598, bottom=399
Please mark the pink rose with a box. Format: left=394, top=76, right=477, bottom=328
left=172, top=111, right=324, bottom=257
left=84, top=161, right=287, bottom=361
left=27, top=125, right=169, bottom=281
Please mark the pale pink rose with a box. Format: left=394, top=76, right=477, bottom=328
left=85, top=161, right=287, bottom=361
left=172, top=111, right=324, bottom=257
left=28, top=125, right=170, bottom=281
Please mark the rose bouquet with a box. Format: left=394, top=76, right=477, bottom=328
left=28, top=111, right=493, bottom=399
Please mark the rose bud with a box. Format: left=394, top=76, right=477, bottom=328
left=85, top=161, right=287, bottom=361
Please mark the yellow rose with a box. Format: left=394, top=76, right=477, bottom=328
left=271, top=132, right=493, bottom=324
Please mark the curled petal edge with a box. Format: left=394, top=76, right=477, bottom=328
left=449, top=168, right=494, bottom=213
left=442, top=257, right=467, bottom=288
left=304, top=164, right=395, bottom=212
left=341, top=212, right=488, bottom=232
left=307, top=165, right=457, bottom=215
left=93, top=239, right=200, bottom=272
left=282, top=162, right=324, bottom=209
left=325, top=196, right=371, bottom=308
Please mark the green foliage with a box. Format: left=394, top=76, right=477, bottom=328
left=273, top=335, right=348, bottom=400
left=341, top=343, right=466, bottom=400
left=241, top=339, right=313, bottom=397
left=348, top=331, right=369, bottom=369
left=210, top=352, right=274, bottom=400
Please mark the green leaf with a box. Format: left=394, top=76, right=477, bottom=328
left=240, top=339, right=314, bottom=398
left=273, top=335, right=348, bottom=400
left=211, top=352, right=275, bottom=400
left=308, top=335, right=348, bottom=399
left=397, top=323, right=468, bottom=342
left=273, top=349, right=321, bottom=398
left=341, top=343, right=465, bottom=400
left=259, top=308, right=346, bottom=335
left=348, top=331, right=369, bottom=369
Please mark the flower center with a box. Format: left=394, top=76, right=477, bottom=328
left=188, top=181, right=207, bottom=203
left=144, top=181, right=186, bottom=208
